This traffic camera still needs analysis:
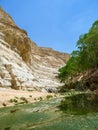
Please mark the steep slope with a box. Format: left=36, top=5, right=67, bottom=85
left=0, top=7, right=69, bottom=92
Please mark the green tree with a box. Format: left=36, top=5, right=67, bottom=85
left=59, top=20, right=98, bottom=81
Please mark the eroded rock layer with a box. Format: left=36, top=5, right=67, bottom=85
left=0, top=7, right=69, bottom=92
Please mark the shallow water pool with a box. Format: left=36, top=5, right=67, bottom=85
left=0, top=97, right=98, bottom=130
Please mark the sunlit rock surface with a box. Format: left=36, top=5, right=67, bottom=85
left=0, top=7, right=69, bottom=92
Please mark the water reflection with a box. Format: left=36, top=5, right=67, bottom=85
left=0, top=96, right=98, bottom=130
left=59, top=93, right=98, bottom=115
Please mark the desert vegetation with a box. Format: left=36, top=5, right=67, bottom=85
left=59, top=20, right=98, bottom=92
left=58, top=20, right=98, bottom=114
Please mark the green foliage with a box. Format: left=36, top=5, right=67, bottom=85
left=20, top=97, right=28, bottom=103
left=38, top=97, right=43, bottom=101
left=46, top=95, right=53, bottom=100
left=59, top=50, right=81, bottom=81
left=59, top=20, right=98, bottom=81
left=10, top=98, right=18, bottom=103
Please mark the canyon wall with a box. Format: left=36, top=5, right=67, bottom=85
left=0, top=7, right=69, bottom=92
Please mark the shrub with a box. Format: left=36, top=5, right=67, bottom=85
left=46, top=95, right=53, bottom=100
left=2, top=103, right=7, bottom=106
left=10, top=99, right=18, bottom=103
left=38, top=97, right=43, bottom=101
left=34, top=98, right=37, bottom=100
left=20, top=97, right=28, bottom=103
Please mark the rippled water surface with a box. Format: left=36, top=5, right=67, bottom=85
left=0, top=97, right=98, bottom=130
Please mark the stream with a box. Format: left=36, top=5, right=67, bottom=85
left=0, top=97, right=98, bottom=130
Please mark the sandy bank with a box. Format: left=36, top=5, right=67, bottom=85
left=0, top=88, right=57, bottom=108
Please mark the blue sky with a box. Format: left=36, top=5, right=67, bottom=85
left=0, top=0, right=98, bottom=53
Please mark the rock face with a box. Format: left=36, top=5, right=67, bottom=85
left=0, top=7, right=69, bottom=92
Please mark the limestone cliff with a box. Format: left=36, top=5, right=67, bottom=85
left=0, top=7, right=69, bottom=92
